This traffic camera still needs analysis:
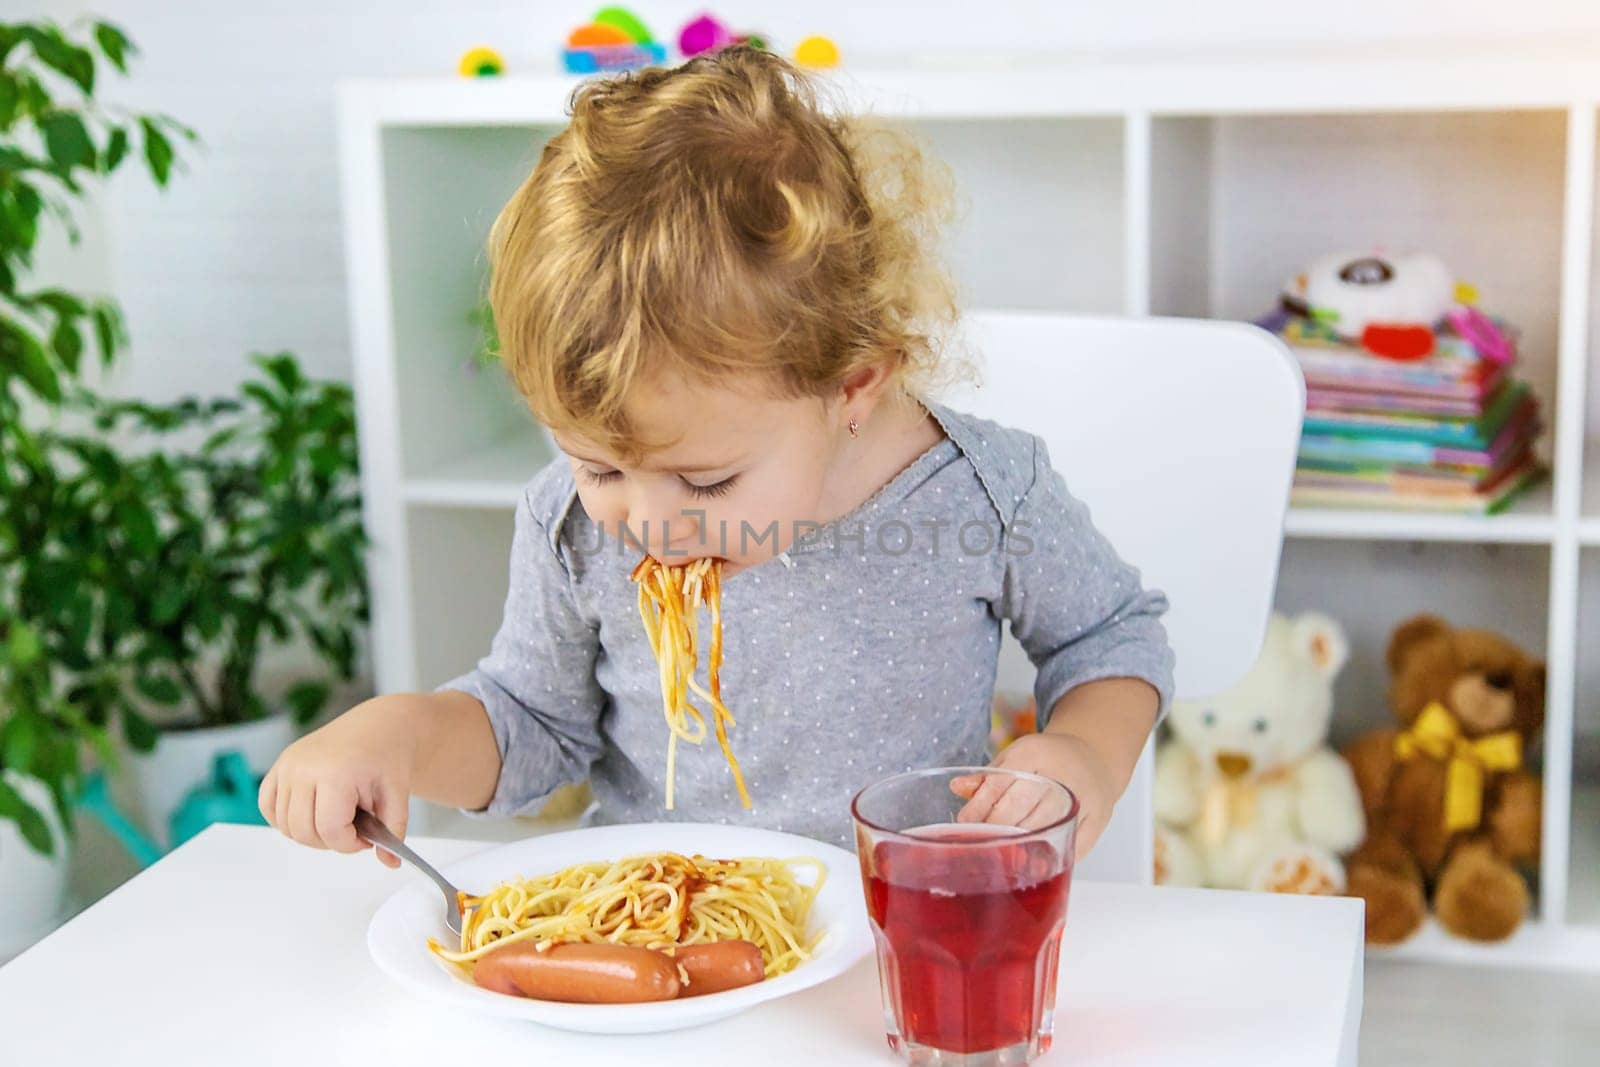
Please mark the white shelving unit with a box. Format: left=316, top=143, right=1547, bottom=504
left=337, top=47, right=1600, bottom=971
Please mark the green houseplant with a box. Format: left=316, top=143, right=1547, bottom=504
left=2, top=351, right=368, bottom=951
left=0, top=15, right=194, bottom=957
left=79, top=356, right=368, bottom=734
left=47, top=355, right=369, bottom=844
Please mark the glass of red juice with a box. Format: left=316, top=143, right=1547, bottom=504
left=851, top=766, right=1078, bottom=1066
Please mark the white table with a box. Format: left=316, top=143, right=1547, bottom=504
left=0, top=825, right=1363, bottom=1066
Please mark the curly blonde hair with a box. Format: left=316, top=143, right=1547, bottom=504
left=488, top=46, right=959, bottom=461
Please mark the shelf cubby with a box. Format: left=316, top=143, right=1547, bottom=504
left=1569, top=549, right=1600, bottom=932
left=382, top=125, right=556, bottom=486
left=1274, top=540, right=1551, bottom=746
left=909, top=117, right=1125, bottom=313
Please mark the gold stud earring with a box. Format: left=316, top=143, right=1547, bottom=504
left=847, top=418, right=859, bottom=438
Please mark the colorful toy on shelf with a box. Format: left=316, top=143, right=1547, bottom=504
left=673, top=13, right=767, bottom=59
left=457, top=45, right=505, bottom=78
left=793, top=35, right=840, bottom=69
left=1447, top=303, right=1513, bottom=365
left=1342, top=615, right=1544, bottom=944
left=1153, top=612, right=1365, bottom=895
left=563, top=7, right=667, bottom=73
left=678, top=13, right=732, bottom=57
left=1258, top=249, right=1543, bottom=516
left=1277, top=250, right=1511, bottom=362
left=593, top=5, right=653, bottom=44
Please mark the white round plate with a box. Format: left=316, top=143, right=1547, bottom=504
left=366, top=822, right=874, bottom=1034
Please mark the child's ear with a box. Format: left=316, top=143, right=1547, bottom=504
left=1291, top=612, right=1349, bottom=679
left=839, top=362, right=894, bottom=411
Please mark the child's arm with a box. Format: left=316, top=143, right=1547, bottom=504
left=260, top=479, right=605, bottom=863
left=957, top=437, right=1174, bottom=855
left=258, top=689, right=500, bottom=867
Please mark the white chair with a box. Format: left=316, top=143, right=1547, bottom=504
left=946, top=310, right=1303, bottom=883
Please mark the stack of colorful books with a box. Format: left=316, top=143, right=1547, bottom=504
left=1262, top=315, right=1544, bottom=514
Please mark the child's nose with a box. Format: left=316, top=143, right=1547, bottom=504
left=622, top=488, right=702, bottom=552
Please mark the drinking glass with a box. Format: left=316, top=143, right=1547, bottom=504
left=851, top=767, right=1078, bottom=1066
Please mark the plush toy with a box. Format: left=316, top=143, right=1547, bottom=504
left=1275, top=250, right=1514, bottom=363
left=563, top=7, right=668, bottom=73
left=1153, top=612, right=1365, bottom=894
left=1343, top=615, right=1544, bottom=944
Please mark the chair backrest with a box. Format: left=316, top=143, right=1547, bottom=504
left=944, top=310, right=1303, bottom=883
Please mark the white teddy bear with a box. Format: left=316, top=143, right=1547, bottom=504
left=1153, top=611, right=1365, bottom=894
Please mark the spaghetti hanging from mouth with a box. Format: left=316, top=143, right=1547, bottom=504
left=630, top=555, right=751, bottom=810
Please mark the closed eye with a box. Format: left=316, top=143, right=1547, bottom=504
left=580, top=467, right=622, bottom=487
left=683, top=474, right=739, bottom=499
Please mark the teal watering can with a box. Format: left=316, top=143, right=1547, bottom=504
left=80, top=750, right=268, bottom=867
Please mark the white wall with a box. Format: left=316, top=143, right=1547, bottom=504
left=26, top=0, right=1600, bottom=400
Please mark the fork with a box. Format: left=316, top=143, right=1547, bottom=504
left=353, top=808, right=471, bottom=938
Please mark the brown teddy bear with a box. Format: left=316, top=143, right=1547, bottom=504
left=1342, top=615, right=1544, bottom=944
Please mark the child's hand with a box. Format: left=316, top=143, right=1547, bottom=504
left=951, top=732, right=1116, bottom=859
left=257, top=697, right=418, bottom=868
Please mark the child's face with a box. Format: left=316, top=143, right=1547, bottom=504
left=554, top=371, right=851, bottom=572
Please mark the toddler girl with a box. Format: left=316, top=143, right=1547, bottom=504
left=261, top=48, right=1172, bottom=861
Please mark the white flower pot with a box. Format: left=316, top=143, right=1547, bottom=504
left=130, top=714, right=296, bottom=848
left=0, top=771, right=71, bottom=963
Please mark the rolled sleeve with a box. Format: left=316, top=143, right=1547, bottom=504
left=439, top=488, right=605, bottom=816
left=999, top=440, right=1176, bottom=726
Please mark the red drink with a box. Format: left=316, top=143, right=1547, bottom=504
left=865, top=824, right=1072, bottom=1057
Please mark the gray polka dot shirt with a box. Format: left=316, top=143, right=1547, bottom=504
left=443, top=403, right=1174, bottom=848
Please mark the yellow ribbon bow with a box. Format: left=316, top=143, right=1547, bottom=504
left=1196, top=765, right=1291, bottom=847
left=1393, top=701, right=1522, bottom=833
left=1199, top=778, right=1258, bottom=847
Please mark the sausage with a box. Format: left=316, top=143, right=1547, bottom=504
left=672, top=940, right=766, bottom=997
left=473, top=942, right=682, bottom=1003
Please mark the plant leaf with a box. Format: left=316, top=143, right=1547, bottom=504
left=92, top=21, right=132, bottom=73
left=139, top=116, right=172, bottom=185
left=41, top=111, right=95, bottom=171
left=0, top=778, right=56, bottom=855
left=135, top=674, right=183, bottom=706
left=103, top=126, right=128, bottom=171
left=19, top=26, right=95, bottom=95
left=151, top=583, right=187, bottom=624
left=0, top=77, right=19, bottom=128
left=4, top=321, right=61, bottom=402
left=91, top=300, right=123, bottom=365
left=122, top=707, right=159, bottom=751
left=309, top=444, right=342, bottom=477
left=240, top=381, right=282, bottom=414
left=0, top=714, right=40, bottom=773
left=258, top=353, right=303, bottom=394
left=32, top=288, right=85, bottom=317
left=6, top=619, right=43, bottom=666
left=284, top=680, right=331, bottom=724
left=50, top=316, right=82, bottom=373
